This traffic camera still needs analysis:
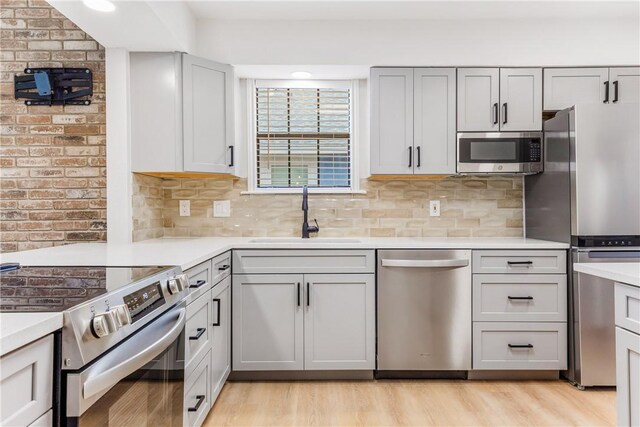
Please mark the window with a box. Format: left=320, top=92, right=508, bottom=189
left=250, top=81, right=356, bottom=192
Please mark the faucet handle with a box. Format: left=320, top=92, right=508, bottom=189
left=310, top=219, right=320, bottom=233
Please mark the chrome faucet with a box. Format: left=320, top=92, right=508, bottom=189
left=301, top=186, right=319, bottom=238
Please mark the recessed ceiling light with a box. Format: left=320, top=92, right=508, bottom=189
left=83, top=0, right=115, bottom=12
left=291, top=71, right=312, bottom=79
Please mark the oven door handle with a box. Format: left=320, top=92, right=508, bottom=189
left=82, top=307, right=186, bottom=400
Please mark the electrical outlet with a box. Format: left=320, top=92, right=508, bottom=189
left=429, top=200, right=441, bottom=217
left=179, top=200, right=190, bottom=217
left=213, top=200, right=231, bottom=217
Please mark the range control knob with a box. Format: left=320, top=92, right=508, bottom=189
left=109, top=304, right=132, bottom=328
left=90, top=312, right=116, bottom=339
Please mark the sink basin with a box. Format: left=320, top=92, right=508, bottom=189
left=249, top=238, right=362, bottom=244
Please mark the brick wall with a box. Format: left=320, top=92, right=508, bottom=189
left=0, top=0, right=106, bottom=253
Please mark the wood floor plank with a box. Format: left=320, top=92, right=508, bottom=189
left=203, top=380, right=616, bottom=427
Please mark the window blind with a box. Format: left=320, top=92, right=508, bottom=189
left=256, top=87, right=351, bottom=189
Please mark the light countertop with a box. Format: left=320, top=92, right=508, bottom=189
left=0, top=312, right=63, bottom=357
left=574, top=262, right=640, bottom=288
left=1, top=237, right=569, bottom=271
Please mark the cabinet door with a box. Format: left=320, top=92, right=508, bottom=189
left=370, top=68, right=414, bottom=174
left=616, top=327, right=640, bottom=427
left=543, top=68, right=609, bottom=111
left=232, top=274, right=304, bottom=371
left=413, top=68, right=456, bottom=174
left=210, top=277, right=230, bottom=404
left=304, top=274, right=375, bottom=370
left=499, top=68, right=542, bottom=131
left=457, top=68, right=500, bottom=131
left=610, top=67, right=640, bottom=104
left=182, top=54, right=235, bottom=174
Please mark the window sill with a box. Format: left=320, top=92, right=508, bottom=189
left=241, top=189, right=367, bottom=195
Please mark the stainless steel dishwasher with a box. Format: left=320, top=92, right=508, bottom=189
left=377, top=250, right=472, bottom=375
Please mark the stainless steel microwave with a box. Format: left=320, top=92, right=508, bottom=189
left=457, top=132, right=543, bottom=174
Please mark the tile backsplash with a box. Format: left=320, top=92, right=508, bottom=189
left=132, top=174, right=523, bottom=241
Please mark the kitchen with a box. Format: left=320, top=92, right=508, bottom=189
left=0, top=0, right=638, bottom=426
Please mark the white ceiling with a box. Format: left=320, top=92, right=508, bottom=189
left=186, top=0, right=638, bottom=21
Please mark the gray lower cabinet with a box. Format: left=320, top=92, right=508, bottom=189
left=615, top=282, right=640, bottom=427
left=232, top=274, right=304, bottom=371
left=210, top=277, right=231, bottom=403
left=304, top=274, right=375, bottom=370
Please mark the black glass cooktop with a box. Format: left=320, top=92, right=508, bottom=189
left=0, top=265, right=172, bottom=312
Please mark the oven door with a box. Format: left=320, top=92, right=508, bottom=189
left=457, top=132, right=542, bottom=174
left=64, top=303, right=186, bottom=427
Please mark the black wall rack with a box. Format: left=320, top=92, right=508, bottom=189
left=14, top=67, right=93, bottom=106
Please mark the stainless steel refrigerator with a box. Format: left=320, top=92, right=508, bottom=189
left=525, top=103, right=640, bottom=388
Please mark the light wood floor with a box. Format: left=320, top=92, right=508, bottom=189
left=203, top=380, right=615, bottom=427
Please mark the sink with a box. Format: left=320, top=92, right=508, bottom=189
left=249, top=238, right=362, bottom=244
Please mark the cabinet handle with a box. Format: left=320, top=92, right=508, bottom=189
left=218, top=264, right=230, bottom=271
left=508, top=344, right=534, bottom=349
left=189, top=280, right=207, bottom=289
left=212, top=298, right=221, bottom=326
left=416, top=146, right=421, bottom=168
left=613, top=80, right=619, bottom=103
left=408, top=147, right=412, bottom=168
left=493, top=103, right=498, bottom=125
left=502, top=103, right=508, bottom=124
left=297, top=282, right=301, bottom=307
left=306, top=282, right=310, bottom=307
left=508, top=296, right=534, bottom=301
left=189, top=327, right=206, bottom=340
left=507, top=261, right=533, bottom=266
left=603, top=81, right=610, bottom=103
left=228, top=146, right=234, bottom=167
left=188, top=395, right=206, bottom=412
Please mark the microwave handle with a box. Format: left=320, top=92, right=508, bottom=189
left=493, top=103, right=498, bottom=125
left=82, top=307, right=186, bottom=400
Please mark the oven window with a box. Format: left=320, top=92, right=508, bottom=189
left=72, top=329, right=185, bottom=426
left=469, top=140, right=517, bottom=161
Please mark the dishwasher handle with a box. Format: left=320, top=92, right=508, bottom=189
left=381, top=259, right=469, bottom=268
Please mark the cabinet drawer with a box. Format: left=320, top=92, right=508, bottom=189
left=233, top=250, right=375, bottom=274
left=473, top=274, right=567, bottom=322
left=473, top=250, right=566, bottom=274
left=473, top=322, right=567, bottom=370
left=185, top=260, right=212, bottom=305
left=616, top=283, right=640, bottom=334
left=185, top=292, right=211, bottom=372
left=184, top=349, right=211, bottom=427
left=0, top=335, right=53, bottom=427
left=28, top=409, right=52, bottom=427
left=211, top=251, right=231, bottom=285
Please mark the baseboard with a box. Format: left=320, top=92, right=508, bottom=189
left=229, top=370, right=374, bottom=381
left=467, top=370, right=560, bottom=380
left=375, top=370, right=468, bottom=380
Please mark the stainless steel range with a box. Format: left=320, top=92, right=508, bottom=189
left=0, top=264, right=190, bottom=426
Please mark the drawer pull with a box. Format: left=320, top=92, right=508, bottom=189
left=507, top=296, right=534, bottom=301
left=218, top=264, right=230, bottom=271
left=189, top=280, right=207, bottom=289
left=212, top=298, right=221, bottom=326
left=189, top=328, right=206, bottom=340
left=507, top=261, right=533, bottom=266
left=508, top=344, right=534, bottom=349
left=188, top=395, right=206, bottom=412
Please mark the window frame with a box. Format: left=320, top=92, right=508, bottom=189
left=246, top=79, right=361, bottom=194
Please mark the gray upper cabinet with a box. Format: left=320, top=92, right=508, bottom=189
left=130, top=52, right=235, bottom=175
left=543, top=68, right=609, bottom=111
left=413, top=68, right=457, bottom=174
left=609, top=67, right=640, bottom=104
left=183, top=55, right=235, bottom=174
left=371, top=67, right=456, bottom=175
left=370, top=68, right=413, bottom=174
left=458, top=68, right=541, bottom=131
left=457, top=68, right=500, bottom=132
left=499, top=68, right=542, bottom=131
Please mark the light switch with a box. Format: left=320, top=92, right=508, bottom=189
left=213, top=200, right=231, bottom=217
left=429, top=200, right=440, bottom=217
